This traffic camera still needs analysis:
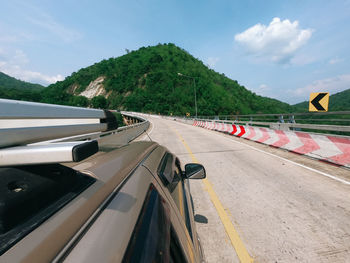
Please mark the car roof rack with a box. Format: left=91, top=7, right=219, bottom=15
left=0, top=99, right=118, bottom=166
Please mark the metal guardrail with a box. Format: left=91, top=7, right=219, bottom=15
left=0, top=100, right=150, bottom=166
left=55, top=112, right=150, bottom=146
left=0, top=99, right=114, bottom=148
left=0, top=99, right=149, bottom=148
left=180, top=111, right=350, bottom=135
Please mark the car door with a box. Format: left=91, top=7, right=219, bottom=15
left=141, top=146, right=202, bottom=262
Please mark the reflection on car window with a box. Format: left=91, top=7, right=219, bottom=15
left=170, top=227, right=188, bottom=263
left=168, top=160, right=186, bottom=219
left=122, top=184, right=190, bottom=263
left=158, top=153, right=175, bottom=187
left=122, top=184, right=170, bottom=262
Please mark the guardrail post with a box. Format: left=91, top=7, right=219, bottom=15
left=289, top=115, right=295, bottom=123
left=175, top=111, right=350, bottom=134
left=278, top=115, right=285, bottom=123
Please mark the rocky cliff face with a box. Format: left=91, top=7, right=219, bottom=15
left=79, top=76, right=106, bottom=99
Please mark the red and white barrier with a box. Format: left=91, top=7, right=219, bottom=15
left=193, top=121, right=350, bottom=168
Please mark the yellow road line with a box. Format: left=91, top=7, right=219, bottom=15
left=178, top=184, right=184, bottom=217
left=172, top=128, right=254, bottom=263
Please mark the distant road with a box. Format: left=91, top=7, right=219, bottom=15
left=137, top=115, right=350, bottom=262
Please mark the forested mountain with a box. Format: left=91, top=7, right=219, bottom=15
left=0, top=72, right=44, bottom=102
left=1, top=44, right=294, bottom=114
left=293, top=89, right=350, bottom=111
left=0, top=72, right=43, bottom=90
left=43, top=43, right=293, bottom=115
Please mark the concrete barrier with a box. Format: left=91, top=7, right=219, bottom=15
left=193, top=120, right=350, bottom=168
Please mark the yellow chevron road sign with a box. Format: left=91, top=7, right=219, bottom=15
left=309, top=92, right=329, bottom=112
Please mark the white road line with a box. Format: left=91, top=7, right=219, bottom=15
left=209, top=130, right=350, bottom=186
left=146, top=118, right=350, bottom=185
left=136, top=121, right=154, bottom=141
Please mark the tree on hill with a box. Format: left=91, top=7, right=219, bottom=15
left=1, top=44, right=295, bottom=114
left=91, top=95, right=107, bottom=109
left=0, top=71, right=44, bottom=102
left=293, top=89, right=350, bottom=112
left=0, top=72, right=44, bottom=90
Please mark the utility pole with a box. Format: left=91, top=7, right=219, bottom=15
left=177, top=73, right=198, bottom=118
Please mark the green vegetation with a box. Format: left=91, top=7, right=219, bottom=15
left=44, top=43, right=293, bottom=114
left=0, top=86, right=42, bottom=102
left=329, top=89, right=350, bottom=111
left=292, top=90, right=350, bottom=136
left=293, top=89, right=350, bottom=112
left=91, top=95, right=107, bottom=109
left=0, top=72, right=44, bottom=90
left=0, top=72, right=44, bottom=102
left=2, top=43, right=349, bottom=115
left=113, top=112, right=125, bottom=128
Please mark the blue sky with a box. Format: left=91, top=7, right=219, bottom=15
left=1, top=0, right=350, bottom=104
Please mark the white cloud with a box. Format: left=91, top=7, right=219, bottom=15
left=207, top=57, right=220, bottom=68
left=2, top=66, right=64, bottom=84
left=259, top=84, right=270, bottom=90
left=13, top=50, right=29, bottom=64
left=0, top=23, right=35, bottom=44
left=0, top=35, right=18, bottom=43
left=329, top=57, right=343, bottom=65
left=290, top=54, right=316, bottom=65
left=235, top=17, right=313, bottom=64
left=0, top=49, right=64, bottom=85
left=6, top=2, right=82, bottom=43
left=252, top=84, right=272, bottom=96
left=293, top=74, right=350, bottom=97
left=27, top=14, right=81, bottom=43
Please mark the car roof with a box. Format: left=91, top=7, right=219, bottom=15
left=1, top=141, right=162, bottom=262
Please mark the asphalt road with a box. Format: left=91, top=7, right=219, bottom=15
left=138, top=115, right=350, bottom=263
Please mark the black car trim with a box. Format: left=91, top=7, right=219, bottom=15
left=122, top=184, right=171, bottom=263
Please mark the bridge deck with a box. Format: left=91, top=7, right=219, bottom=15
left=138, top=115, right=350, bottom=263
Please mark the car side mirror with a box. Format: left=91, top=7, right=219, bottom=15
left=184, top=163, right=206, bottom=179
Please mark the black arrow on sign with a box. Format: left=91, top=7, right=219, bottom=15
left=311, top=93, right=327, bottom=111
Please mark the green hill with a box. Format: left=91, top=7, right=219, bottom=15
left=43, top=43, right=293, bottom=115
left=0, top=72, right=43, bottom=90
left=293, top=89, right=350, bottom=111
left=3, top=44, right=349, bottom=115
left=0, top=72, right=44, bottom=102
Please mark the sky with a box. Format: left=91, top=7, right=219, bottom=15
left=1, top=0, right=350, bottom=104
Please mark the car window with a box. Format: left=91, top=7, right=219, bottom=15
left=175, top=160, right=193, bottom=240
left=170, top=227, right=188, bottom=263
left=158, top=154, right=185, bottom=216
left=122, top=183, right=190, bottom=263
left=157, top=153, right=175, bottom=186
left=122, top=184, right=171, bottom=262
left=158, top=154, right=193, bottom=239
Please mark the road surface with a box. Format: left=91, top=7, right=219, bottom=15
left=138, top=115, right=350, bottom=263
